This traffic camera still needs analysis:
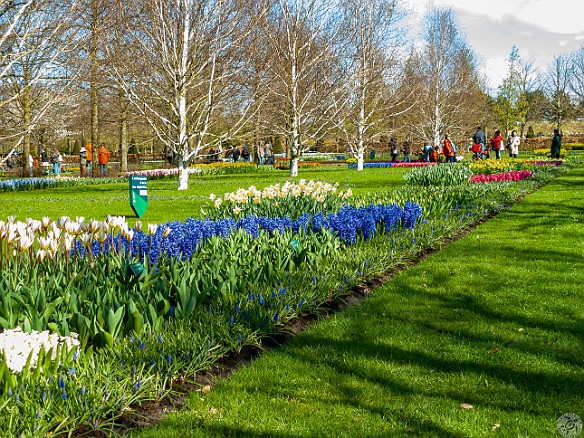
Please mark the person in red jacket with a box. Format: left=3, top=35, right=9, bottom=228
left=98, top=143, right=110, bottom=176
left=490, top=129, right=503, bottom=159
left=443, top=133, right=456, bottom=163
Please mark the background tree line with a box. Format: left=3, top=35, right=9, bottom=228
left=1, top=0, right=584, bottom=186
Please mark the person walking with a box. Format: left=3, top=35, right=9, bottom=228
left=443, top=133, right=456, bottom=163
left=551, top=129, right=562, bottom=159
left=473, top=126, right=486, bottom=150
left=51, top=149, right=61, bottom=176
left=257, top=142, right=265, bottom=165
left=389, top=138, right=399, bottom=162
left=85, top=144, right=93, bottom=176
left=507, top=130, right=521, bottom=158
left=98, top=143, right=110, bottom=176
left=490, top=129, right=503, bottom=159
left=241, top=144, right=250, bottom=162
left=401, top=138, right=412, bottom=163
left=79, top=146, right=87, bottom=177
left=423, top=143, right=433, bottom=162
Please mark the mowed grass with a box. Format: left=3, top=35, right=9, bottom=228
left=0, top=166, right=404, bottom=225
left=129, top=166, right=584, bottom=437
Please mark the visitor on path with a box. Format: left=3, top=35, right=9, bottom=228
left=551, top=129, right=562, bottom=159
left=167, top=148, right=176, bottom=165
left=264, top=142, right=273, bottom=164
left=40, top=149, right=50, bottom=174
left=429, top=146, right=439, bottom=162
left=401, top=138, right=412, bottom=163
left=257, top=142, right=265, bottom=165
left=232, top=146, right=240, bottom=162
left=507, top=130, right=520, bottom=158
left=473, top=126, right=486, bottom=149
left=423, top=143, right=433, bottom=162
left=51, top=149, right=61, bottom=176
left=79, top=147, right=87, bottom=177
left=389, top=138, right=399, bottom=162
left=490, top=129, right=503, bottom=160
left=98, top=143, right=110, bottom=176
left=85, top=144, right=93, bottom=176
left=442, top=133, right=456, bottom=163
left=241, top=145, right=250, bottom=162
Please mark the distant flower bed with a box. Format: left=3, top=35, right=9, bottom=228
left=124, top=162, right=268, bottom=179
left=470, top=170, right=532, bottom=183
left=532, top=148, right=566, bottom=158
left=275, top=159, right=320, bottom=169
left=348, top=162, right=435, bottom=169
left=0, top=177, right=56, bottom=192
left=124, top=167, right=202, bottom=179
left=348, top=162, right=392, bottom=169
left=525, top=160, right=563, bottom=166
left=391, top=162, right=436, bottom=168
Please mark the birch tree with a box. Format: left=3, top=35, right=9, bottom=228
left=545, top=54, right=573, bottom=132
left=336, top=0, right=406, bottom=170
left=109, top=0, right=263, bottom=190
left=569, top=46, right=584, bottom=117
left=259, top=0, right=346, bottom=176
left=494, top=46, right=538, bottom=137
left=1, top=0, right=83, bottom=174
left=404, top=8, right=482, bottom=147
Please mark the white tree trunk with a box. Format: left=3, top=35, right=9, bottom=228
left=357, top=149, right=364, bottom=171
left=290, top=157, right=299, bottom=177
left=178, top=160, right=189, bottom=191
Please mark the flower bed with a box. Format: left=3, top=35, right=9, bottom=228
left=525, top=160, right=563, bottom=166
left=124, top=167, right=202, bottom=179
left=0, top=160, right=576, bottom=436
left=470, top=170, right=532, bottom=183
left=0, top=177, right=57, bottom=192
left=275, top=159, right=321, bottom=169
left=204, top=180, right=352, bottom=220
left=347, top=162, right=435, bottom=169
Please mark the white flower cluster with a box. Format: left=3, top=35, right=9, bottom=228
left=124, top=167, right=202, bottom=178
left=0, top=215, right=163, bottom=262
left=0, top=327, right=80, bottom=373
left=210, top=179, right=353, bottom=210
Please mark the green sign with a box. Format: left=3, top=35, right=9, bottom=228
left=129, top=175, right=148, bottom=218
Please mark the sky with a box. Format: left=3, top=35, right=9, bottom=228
left=405, top=0, right=584, bottom=94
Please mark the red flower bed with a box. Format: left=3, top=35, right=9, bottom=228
left=391, top=162, right=437, bottom=167
left=470, top=170, right=532, bottom=183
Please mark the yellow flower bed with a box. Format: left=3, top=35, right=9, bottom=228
left=469, top=158, right=527, bottom=175
left=533, top=148, right=566, bottom=158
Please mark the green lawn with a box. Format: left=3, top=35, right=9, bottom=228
left=128, top=166, right=584, bottom=437
left=0, top=166, right=404, bottom=225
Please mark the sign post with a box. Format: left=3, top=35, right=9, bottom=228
left=129, top=175, right=148, bottom=218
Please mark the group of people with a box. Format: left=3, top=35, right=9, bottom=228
left=471, top=126, right=521, bottom=160
left=79, top=143, right=110, bottom=177
left=390, top=138, right=413, bottom=163
left=26, top=148, right=64, bottom=176
left=206, top=143, right=275, bottom=165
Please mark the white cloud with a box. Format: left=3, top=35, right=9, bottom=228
left=485, top=58, right=509, bottom=90
left=402, top=0, right=584, bottom=92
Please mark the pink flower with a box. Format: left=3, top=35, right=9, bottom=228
left=471, top=170, right=532, bottom=184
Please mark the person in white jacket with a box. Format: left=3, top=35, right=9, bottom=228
left=507, top=130, right=521, bottom=158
